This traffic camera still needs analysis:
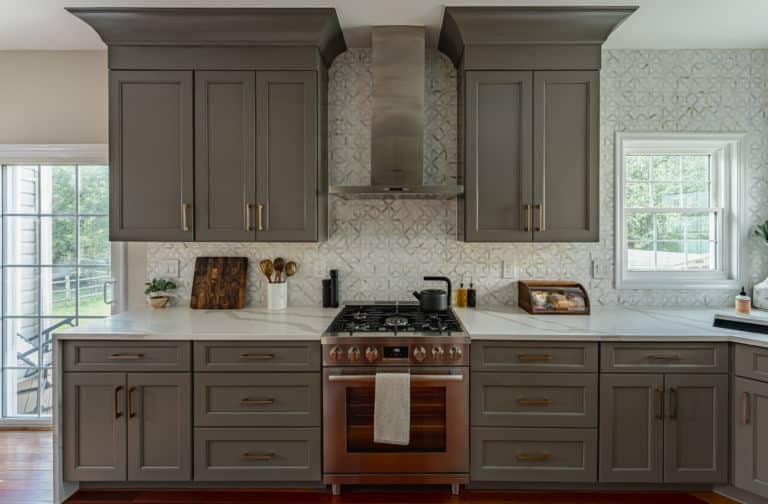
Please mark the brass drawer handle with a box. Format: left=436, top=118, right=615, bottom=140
left=241, top=452, right=274, bottom=461
left=742, top=392, right=751, bottom=425
left=669, top=387, right=678, bottom=420
left=181, top=202, right=190, bottom=232
left=128, top=387, right=137, bottom=418
left=516, top=453, right=551, bottom=462
left=240, top=398, right=275, bottom=406
left=113, top=385, right=123, bottom=419
left=109, top=353, right=144, bottom=360
left=534, top=203, right=544, bottom=232
left=239, top=353, right=275, bottom=361
left=517, top=398, right=553, bottom=406
left=648, top=354, right=682, bottom=361
left=245, top=202, right=253, bottom=231
left=517, top=354, right=553, bottom=362
left=524, top=204, right=531, bottom=232
left=656, top=388, right=665, bottom=420
left=257, top=204, right=264, bottom=231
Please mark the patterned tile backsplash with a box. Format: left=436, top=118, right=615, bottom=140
left=147, top=49, right=768, bottom=308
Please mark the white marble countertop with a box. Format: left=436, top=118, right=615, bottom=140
left=53, top=304, right=768, bottom=349
left=53, top=306, right=340, bottom=341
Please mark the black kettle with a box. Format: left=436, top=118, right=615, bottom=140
left=413, top=276, right=452, bottom=312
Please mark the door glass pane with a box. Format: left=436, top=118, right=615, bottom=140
left=4, top=369, right=40, bottom=417
left=78, top=267, right=112, bottom=317
left=346, top=387, right=446, bottom=453
left=3, top=318, right=40, bottom=367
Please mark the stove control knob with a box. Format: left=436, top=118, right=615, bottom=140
left=329, top=346, right=344, bottom=362
left=448, top=345, right=463, bottom=361
left=413, top=346, right=427, bottom=363
left=365, top=346, right=379, bottom=363
left=431, top=346, right=445, bottom=360
left=347, top=346, right=361, bottom=362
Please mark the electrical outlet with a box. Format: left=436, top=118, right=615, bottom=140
left=502, top=260, right=517, bottom=279
left=592, top=258, right=610, bottom=279
left=159, top=259, right=180, bottom=278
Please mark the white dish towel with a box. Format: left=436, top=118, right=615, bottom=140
left=373, top=372, right=411, bottom=446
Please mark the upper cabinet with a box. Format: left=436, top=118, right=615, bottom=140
left=440, top=7, right=636, bottom=242
left=68, top=8, right=345, bottom=242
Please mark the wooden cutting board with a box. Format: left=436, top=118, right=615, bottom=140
left=190, top=257, right=248, bottom=309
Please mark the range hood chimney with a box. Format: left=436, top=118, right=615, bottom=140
left=329, top=26, right=462, bottom=199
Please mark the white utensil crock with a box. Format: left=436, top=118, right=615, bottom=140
left=267, top=282, right=287, bottom=310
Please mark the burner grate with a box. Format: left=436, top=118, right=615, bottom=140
left=327, top=304, right=463, bottom=334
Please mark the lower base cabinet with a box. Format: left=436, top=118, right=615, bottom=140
left=471, top=429, right=597, bottom=482
left=734, top=377, right=768, bottom=498
left=194, top=428, right=321, bottom=481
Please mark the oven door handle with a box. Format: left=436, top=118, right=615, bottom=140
left=327, top=374, right=464, bottom=383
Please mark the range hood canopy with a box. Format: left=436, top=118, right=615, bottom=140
left=330, top=26, right=462, bottom=200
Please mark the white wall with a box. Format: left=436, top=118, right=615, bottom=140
left=0, top=50, right=146, bottom=311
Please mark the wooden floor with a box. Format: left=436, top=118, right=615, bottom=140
left=0, top=432, right=737, bottom=504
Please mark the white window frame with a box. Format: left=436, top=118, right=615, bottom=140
left=615, top=132, right=746, bottom=290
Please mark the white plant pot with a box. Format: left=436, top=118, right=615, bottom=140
left=267, top=282, right=288, bottom=310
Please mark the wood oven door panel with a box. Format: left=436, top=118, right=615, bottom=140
left=323, top=367, right=469, bottom=474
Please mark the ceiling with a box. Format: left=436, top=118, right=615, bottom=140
left=2, top=0, right=768, bottom=50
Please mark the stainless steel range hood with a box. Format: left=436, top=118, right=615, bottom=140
left=329, top=26, right=462, bottom=199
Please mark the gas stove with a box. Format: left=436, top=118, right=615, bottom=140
left=322, top=302, right=469, bottom=367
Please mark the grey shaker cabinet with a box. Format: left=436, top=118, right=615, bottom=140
left=532, top=71, right=599, bottom=242
left=127, top=373, right=192, bottom=481
left=461, top=70, right=598, bottom=242
left=63, top=373, right=127, bottom=481
left=255, top=71, right=319, bottom=241
left=599, top=374, right=664, bottom=483
left=109, top=70, right=194, bottom=241
left=734, top=376, right=768, bottom=498
left=194, top=71, right=257, bottom=241
left=463, top=71, right=533, bottom=242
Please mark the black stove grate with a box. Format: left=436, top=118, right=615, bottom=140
left=327, top=304, right=463, bottom=334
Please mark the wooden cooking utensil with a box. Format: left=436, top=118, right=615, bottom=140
left=285, top=261, right=297, bottom=279
left=273, top=257, right=286, bottom=283
left=259, top=259, right=274, bottom=283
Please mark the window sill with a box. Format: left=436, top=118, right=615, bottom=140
left=616, top=277, right=740, bottom=290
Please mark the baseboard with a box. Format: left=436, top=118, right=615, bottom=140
left=0, top=425, right=52, bottom=431
left=78, top=482, right=328, bottom=490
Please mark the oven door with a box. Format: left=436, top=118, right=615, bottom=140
left=323, top=367, right=469, bottom=474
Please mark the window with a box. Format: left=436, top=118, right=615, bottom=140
left=0, top=145, right=115, bottom=422
left=615, top=133, right=745, bottom=290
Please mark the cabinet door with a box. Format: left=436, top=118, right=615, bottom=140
left=109, top=71, right=194, bottom=241
left=735, top=377, right=768, bottom=497
left=127, top=373, right=192, bottom=481
left=533, top=71, right=598, bottom=242
left=63, top=373, right=127, bottom=481
left=195, top=71, right=256, bottom=241
left=664, top=374, right=729, bottom=483
left=256, top=71, right=318, bottom=241
left=599, top=374, right=664, bottom=483
left=464, top=71, right=533, bottom=242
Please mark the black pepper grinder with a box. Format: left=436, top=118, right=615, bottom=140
left=329, top=269, right=339, bottom=308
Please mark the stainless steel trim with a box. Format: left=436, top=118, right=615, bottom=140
left=321, top=334, right=469, bottom=345
left=329, top=184, right=463, bottom=199
left=328, top=374, right=463, bottom=383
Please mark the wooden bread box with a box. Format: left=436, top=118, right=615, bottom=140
left=518, top=281, right=590, bottom=315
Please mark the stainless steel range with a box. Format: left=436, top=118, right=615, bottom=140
left=321, top=302, right=469, bottom=495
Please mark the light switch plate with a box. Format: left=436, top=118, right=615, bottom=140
left=159, top=259, right=180, bottom=278
left=591, top=258, right=610, bottom=279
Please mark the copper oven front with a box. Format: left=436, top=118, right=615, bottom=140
left=323, top=367, right=469, bottom=481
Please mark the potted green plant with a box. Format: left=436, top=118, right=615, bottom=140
left=755, top=219, right=768, bottom=248
left=753, top=219, right=768, bottom=310
left=144, top=278, right=177, bottom=309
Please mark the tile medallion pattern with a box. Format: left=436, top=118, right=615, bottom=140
left=148, top=49, right=768, bottom=308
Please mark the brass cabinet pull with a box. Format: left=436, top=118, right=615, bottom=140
left=534, top=203, right=544, bottom=232
left=648, top=354, right=682, bottom=361
left=516, top=453, right=551, bottom=462
left=181, top=202, right=190, bottom=232
left=241, top=452, right=274, bottom=461
left=245, top=203, right=253, bottom=231
left=113, top=385, right=123, bottom=419
left=524, top=204, right=532, bottom=232
left=109, top=353, right=144, bottom=360
left=517, top=354, right=553, bottom=362
left=257, top=204, right=264, bottom=231
left=669, top=387, right=678, bottom=420
left=742, top=392, right=751, bottom=425
left=240, top=398, right=275, bottom=406
left=128, top=387, right=137, bottom=418
left=239, top=353, right=274, bottom=361
left=517, top=398, right=553, bottom=406
left=655, top=388, right=665, bottom=420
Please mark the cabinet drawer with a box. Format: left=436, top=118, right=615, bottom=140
left=601, top=343, right=729, bottom=373
left=194, top=428, right=321, bottom=481
left=735, top=344, right=768, bottom=383
left=471, top=428, right=597, bottom=482
left=471, top=373, right=597, bottom=428
left=194, top=373, right=320, bottom=427
left=471, top=341, right=598, bottom=372
left=63, top=341, right=191, bottom=372
left=193, top=342, right=320, bottom=372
